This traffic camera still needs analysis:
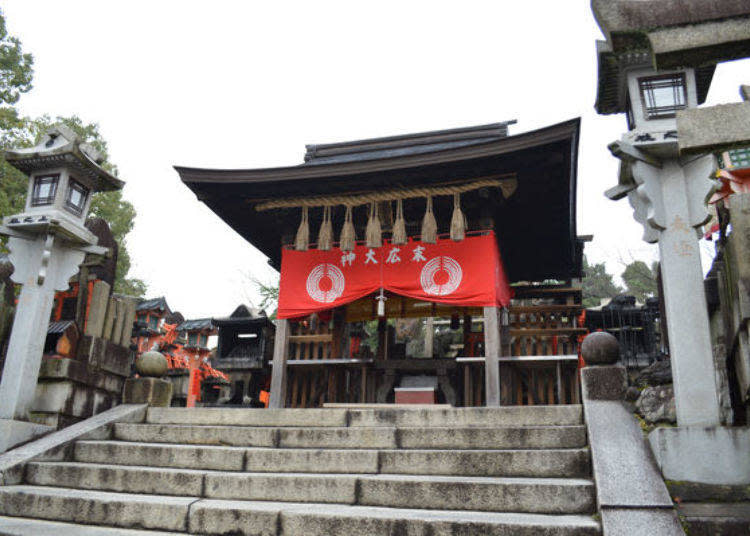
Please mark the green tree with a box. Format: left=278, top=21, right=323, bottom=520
left=253, top=279, right=279, bottom=319
left=621, top=260, right=658, bottom=303
left=0, top=9, right=33, bottom=107
left=0, top=8, right=34, bottom=223
left=0, top=11, right=144, bottom=296
left=582, top=255, right=621, bottom=308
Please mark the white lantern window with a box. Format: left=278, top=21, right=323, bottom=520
left=65, top=178, right=89, bottom=216
left=31, top=174, right=59, bottom=206
left=638, top=73, right=688, bottom=120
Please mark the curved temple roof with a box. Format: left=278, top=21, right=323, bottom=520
left=176, top=119, right=583, bottom=282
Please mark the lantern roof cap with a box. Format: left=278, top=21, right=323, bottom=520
left=3, top=124, right=124, bottom=192
left=592, top=0, right=750, bottom=115
left=213, top=304, right=271, bottom=328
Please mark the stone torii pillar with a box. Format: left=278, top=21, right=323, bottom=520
left=590, top=0, right=750, bottom=486
left=614, top=145, right=721, bottom=426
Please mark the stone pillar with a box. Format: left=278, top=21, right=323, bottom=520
left=123, top=350, right=172, bottom=407
left=0, top=234, right=86, bottom=421
left=627, top=154, right=721, bottom=427
left=0, top=283, right=56, bottom=420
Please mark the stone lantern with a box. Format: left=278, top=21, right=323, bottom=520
left=591, top=0, right=750, bottom=485
left=0, top=124, right=123, bottom=452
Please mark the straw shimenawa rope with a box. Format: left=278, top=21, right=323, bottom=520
left=420, top=196, right=438, bottom=244
left=365, top=202, right=382, bottom=248
left=253, top=175, right=517, bottom=212
left=391, top=199, right=407, bottom=245
left=317, top=205, right=333, bottom=250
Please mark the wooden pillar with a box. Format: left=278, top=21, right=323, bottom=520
left=269, top=318, right=291, bottom=408
left=424, top=317, right=434, bottom=358
left=376, top=318, right=387, bottom=360
left=500, top=307, right=511, bottom=357
left=499, top=307, right=511, bottom=404
left=483, top=306, right=500, bottom=406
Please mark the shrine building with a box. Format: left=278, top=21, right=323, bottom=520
left=177, top=119, right=587, bottom=408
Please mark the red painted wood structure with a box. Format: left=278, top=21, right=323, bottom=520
left=132, top=297, right=227, bottom=406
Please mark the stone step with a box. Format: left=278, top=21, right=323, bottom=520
left=0, top=486, right=194, bottom=532
left=73, top=441, right=590, bottom=477
left=357, top=474, right=595, bottom=514
left=347, top=405, right=583, bottom=428
left=26, top=462, right=205, bottom=497
left=26, top=462, right=595, bottom=513
left=0, top=515, right=185, bottom=535
left=74, top=441, right=379, bottom=473
left=397, top=425, right=587, bottom=450
left=113, top=422, right=587, bottom=450
left=75, top=440, right=248, bottom=471
left=678, top=502, right=750, bottom=536
left=145, top=405, right=582, bottom=428
left=0, top=488, right=601, bottom=535
left=192, top=499, right=602, bottom=536
left=377, top=448, right=591, bottom=477
left=146, top=407, right=349, bottom=427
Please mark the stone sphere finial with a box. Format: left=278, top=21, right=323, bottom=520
left=581, top=331, right=620, bottom=365
left=135, top=350, right=168, bottom=377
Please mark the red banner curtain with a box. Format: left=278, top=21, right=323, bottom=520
left=277, top=232, right=512, bottom=319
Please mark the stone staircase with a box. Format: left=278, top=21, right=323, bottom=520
left=0, top=405, right=601, bottom=535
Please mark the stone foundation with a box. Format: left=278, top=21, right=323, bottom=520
left=28, top=336, right=131, bottom=428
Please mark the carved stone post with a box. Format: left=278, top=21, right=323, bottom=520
left=0, top=235, right=86, bottom=420
left=624, top=153, right=721, bottom=426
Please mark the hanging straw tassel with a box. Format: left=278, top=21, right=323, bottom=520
left=295, top=206, right=309, bottom=251
left=317, top=206, right=333, bottom=250
left=366, top=202, right=382, bottom=248
left=339, top=205, right=356, bottom=251
left=421, top=196, right=437, bottom=244
left=391, top=199, right=407, bottom=245
left=450, top=193, right=466, bottom=241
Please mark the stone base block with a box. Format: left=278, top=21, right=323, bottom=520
left=0, top=419, right=53, bottom=453
left=581, top=365, right=627, bottom=400
left=649, top=426, right=750, bottom=485
left=122, top=378, right=172, bottom=407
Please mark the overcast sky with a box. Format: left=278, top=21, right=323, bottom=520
left=4, top=1, right=748, bottom=318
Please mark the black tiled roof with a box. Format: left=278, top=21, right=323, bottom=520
left=304, top=122, right=515, bottom=165
left=177, top=318, right=214, bottom=332
left=137, top=297, right=170, bottom=313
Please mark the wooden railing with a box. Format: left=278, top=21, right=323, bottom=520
left=285, top=318, right=371, bottom=408
left=458, top=355, right=580, bottom=406
left=281, top=288, right=587, bottom=407
left=458, top=299, right=585, bottom=406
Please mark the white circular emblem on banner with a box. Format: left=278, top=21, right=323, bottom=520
left=306, top=263, right=345, bottom=303
left=420, top=256, right=463, bottom=296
